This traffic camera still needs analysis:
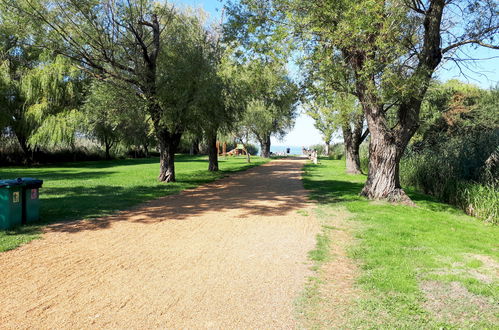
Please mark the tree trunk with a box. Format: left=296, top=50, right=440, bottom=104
left=15, top=132, right=32, bottom=164
left=325, top=141, right=330, bottom=156
left=342, top=117, right=366, bottom=175
left=190, top=139, right=199, bottom=155
left=346, top=0, right=444, bottom=204
left=104, top=137, right=112, bottom=160
left=345, top=140, right=362, bottom=174
left=359, top=102, right=416, bottom=205
left=207, top=133, right=219, bottom=172
left=260, top=135, right=271, bottom=158
left=157, top=129, right=182, bottom=182
left=360, top=131, right=412, bottom=204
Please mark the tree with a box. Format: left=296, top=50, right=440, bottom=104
left=305, top=86, right=368, bottom=174
left=226, top=0, right=498, bottom=202
left=4, top=0, right=184, bottom=181
left=83, top=80, right=150, bottom=159
left=305, top=99, right=336, bottom=156
left=0, top=17, right=84, bottom=162
left=238, top=61, right=298, bottom=158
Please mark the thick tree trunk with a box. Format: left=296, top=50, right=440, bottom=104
left=360, top=133, right=406, bottom=201
left=157, top=130, right=182, bottom=183
left=346, top=0, right=444, bottom=204
left=359, top=102, right=415, bottom=205
left=345, top=140, right=362, bottom=174
left=325, top=141, right=330, bottom=156
left=207, top=133, right=219, bottom=172
left=260, top=135, right=271, bottom=158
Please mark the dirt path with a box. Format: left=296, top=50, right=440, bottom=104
left=0, top=159, right=320, bottom=329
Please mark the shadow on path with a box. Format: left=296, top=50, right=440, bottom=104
left=46, top=160, right=311, bottom=234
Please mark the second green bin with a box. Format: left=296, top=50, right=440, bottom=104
left=21, top=178, right=44, bottom=224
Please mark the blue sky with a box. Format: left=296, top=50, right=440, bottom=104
left=173, top=0, right=499, bottom=147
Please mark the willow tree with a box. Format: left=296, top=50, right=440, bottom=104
left=304, top=99, right=336, bottom=156
left=226, top=0, right=499, bottom=202
left=306, top=92, right=368, bottom=174
left=4, top=0, right=182, bottom=181
left=83, top=81, right=151, bottom=159
left=237, top=61, right=298, bottom=158
left=0, top=17, right=84, bottom=162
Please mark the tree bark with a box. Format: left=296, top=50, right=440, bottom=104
left=342, top=114, right=367, bottom=175
left=157, top=130, right=182, bottom=182
left=207, top=133, right=219, bottom=172
left=345, top=141, right=361, bottom=174
left=259, top=135, right=271, bottom=158
left=15, top=132, right=33, bottom=164
left=360, top=120, right=413, bottom=204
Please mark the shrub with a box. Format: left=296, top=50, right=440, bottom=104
left=400, top=139, right=499, bottom=224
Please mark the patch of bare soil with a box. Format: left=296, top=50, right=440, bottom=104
left=420, top=280, right=498, bottom=325
left=0, top=159, right=320, bottom=329
left=299, top=207, right=361, bottom=329
left=431, top=254, right=498, bottom=285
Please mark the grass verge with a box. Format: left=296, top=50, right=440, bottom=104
left=302, top=159, right=498, bottom=328
left=0, top=155, right=268, bottom=252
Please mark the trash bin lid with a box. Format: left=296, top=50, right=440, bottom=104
left=20, top=178, right=44, bottom=188
left=0, top=179, right=23, bottom=188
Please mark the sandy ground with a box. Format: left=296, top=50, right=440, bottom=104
left=0, top=159, right=320, bottom=329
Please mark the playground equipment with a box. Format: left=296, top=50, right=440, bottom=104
left=216, top=141, right=228, bottom=156
left=225, top=143, right=249, bottom=156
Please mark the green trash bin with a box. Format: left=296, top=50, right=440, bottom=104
left=20, top=178, right=44, bottom=224
left=0, top=179, right=23, bottom=230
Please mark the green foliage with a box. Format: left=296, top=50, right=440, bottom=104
left=83, top=80, right=153, bottom=157
left=0, top=155, right=269, bottom=252
left=0, top=17, right=85, bottom=156
left=415, top=80, right=496, bottom=144
left=400, top=147, right=498, bottom=224
left=235, top=60, right=299, bottom=145
left=398, top=80, right=499, bottom=223
left=302, top=159, right=498, bottom=328
left=157, top=11, right=215, bottom=132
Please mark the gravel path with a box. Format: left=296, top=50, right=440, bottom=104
left=0, top=159, right=320, bottom=329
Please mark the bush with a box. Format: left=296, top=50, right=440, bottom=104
left=328, top=143, right=345, bottom=160
left=400, top=132, right=499, bottom=224
left=309, top=144, right=326, bottom=156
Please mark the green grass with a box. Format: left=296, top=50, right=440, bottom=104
left=303, top=159, right=498, bottom=328
left=0, top=155, right=268, bottom=252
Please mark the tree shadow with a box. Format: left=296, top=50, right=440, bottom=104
left=40, top=160, right=311, bottom=234
left=0, top=170, right=118, bottom=182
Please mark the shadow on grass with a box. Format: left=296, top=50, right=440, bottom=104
left=305, top=179, right=365, bottom=204
left=302, top=163, right=460, bottom=214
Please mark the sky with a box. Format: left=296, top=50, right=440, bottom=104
left=173, top=0, right=499, bottom=147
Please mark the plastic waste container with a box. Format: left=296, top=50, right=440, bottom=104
left=0, top=179, right=23, bottom=229
left=20, top=178, right=43, bottom=224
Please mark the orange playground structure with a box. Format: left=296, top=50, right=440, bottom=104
left=217, top=142, right=248, bottom=156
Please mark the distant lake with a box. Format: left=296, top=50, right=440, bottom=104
left=269, top=146, right=304, bottom=155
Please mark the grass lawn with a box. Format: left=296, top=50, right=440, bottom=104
left=302, top=159, right=498, bottom=328
left=0, top=155, right=268, bottom=252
